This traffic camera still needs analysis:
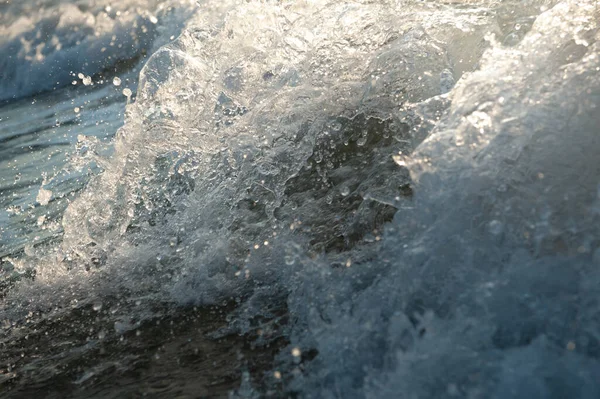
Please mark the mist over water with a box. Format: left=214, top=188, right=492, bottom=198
left=1, top=0, right=600, bottom=397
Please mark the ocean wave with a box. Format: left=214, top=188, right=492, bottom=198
left=0, top=0, right=194, bottom=102
left=2, top=0, right=600, bottom=396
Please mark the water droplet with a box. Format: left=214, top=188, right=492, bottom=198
left=36, top=187, right=52, bottom=206
left=113, top=77, right=122, bottom=86
left=92, top=301, right=103, bottom=311
left=123, top=88, right=132, bottom=98
left=393, top=155, right=408, bottom=167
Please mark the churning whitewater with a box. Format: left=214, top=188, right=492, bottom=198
left=1, top=0, right=600, bottom=397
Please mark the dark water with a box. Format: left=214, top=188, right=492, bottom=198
left=2, top=0, right=600, bottom=397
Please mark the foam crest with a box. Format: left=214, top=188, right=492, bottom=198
left=0, top=0, right=195, bottom=101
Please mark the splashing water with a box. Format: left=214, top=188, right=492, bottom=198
left=2, top=0, right=600, bottom=397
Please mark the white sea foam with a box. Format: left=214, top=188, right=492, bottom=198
left=0, top=0, right=195, bottom=101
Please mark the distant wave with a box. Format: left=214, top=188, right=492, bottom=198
left=0, top=1, right=191, bottom=102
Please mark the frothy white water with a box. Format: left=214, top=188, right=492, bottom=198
left=3, top=0, right=600, bottom=396
left=0, top=0, right=195, bottom=101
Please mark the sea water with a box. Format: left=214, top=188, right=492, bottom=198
left=1, top=0, right=600, bottom=397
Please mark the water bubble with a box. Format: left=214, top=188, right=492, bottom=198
left=123, top=88, right=132, bottom=98
left=340, top=186, right=350, bottom=196
left=113, top=77, right=122, bottom=86
left=488, top=220, right=504, bottom=236
left=74, top=107, right=80, bottom=113
left=92, top=301, right=103, bottom=311
left=503, top=32, right=521, bottom=47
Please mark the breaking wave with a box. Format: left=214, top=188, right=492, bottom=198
left=0, top=0, right=194, bottom=101
left=3, top=0, right=600, bottom=396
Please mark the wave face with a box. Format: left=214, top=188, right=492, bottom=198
left=0, top=0, right=193, bottom=102
left=3, top=0, right=600, bottom=397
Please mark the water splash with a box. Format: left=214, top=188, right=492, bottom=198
left=2, top=0, right=599, bottom=397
